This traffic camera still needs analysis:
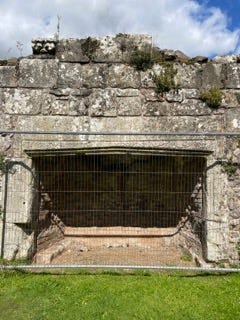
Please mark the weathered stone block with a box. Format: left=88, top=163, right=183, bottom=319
left=182, top=88, right=200, bottom=99
left=140, top=89, right=160, bottom=101
left=92, top=34, right=152, bottom=63
left=142, top=101, right=169, bottom=116
left=169, top=99, right=212, bottom=116
left=196, top=62, right=224, bottom=89
left=140, top=64, right=164, bottom=88
left=57, top=39, right=90, bottom=62
left=117, top=96, right=142, bottom=116
left=59, top=63, right=108, bottom=88
left=50, top=88, right=92, bottom=97
left=58, top=35, right=152, bottom=63
left=15, top=115, right=89, bottom=132
left=3, top=89, right=43, bottom=114
left=213, top=55, right=240, bottom=64
left=142, top=115, right=222, bottom=132
left=6, top=163, right=33, bottom=224
left=224, top=64, right=240, bottom=89
left=0, top=66, right=17, bottom=87
left=87, top=88, right=143, bottom=116
left=90, top=116, right=144, bottom=133
left=221, top=90, right=239, bottom=108
left=43, top=95, right=87, bottom=116
left=88, top=89, right=117, bottom=117
left=116, top=89, right=139, bottom=97
left=165, top=89, right=184, bottom=102
left=19, top=59, right=58, bottom=88
left=175, top=63, right=201, bottom=89
left=108, top=64, right=140, bottom=88
left=226, top=108, right=240, bottom=130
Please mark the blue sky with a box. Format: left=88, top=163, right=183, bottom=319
left=0, top=0, right=240, bottom=58
left=202, top=0, right=240, bottom=29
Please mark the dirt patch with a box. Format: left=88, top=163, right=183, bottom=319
left=35, top=238, right=196, bottom=267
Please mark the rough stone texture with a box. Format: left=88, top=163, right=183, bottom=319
left=3, top=89, right=44, bottom=114
left=32, top=38, right=57, bottom=55
left=92, top=34, right=152, bottom=63
left=19, top=58, right=58, bottom=88
left=59, top=63, right=108, bottom=88
left=224, top=64, right=240, bottom=89
left=196, top=62, right=225, bottom=89
left=108, top=64, right=140, bottom=88
left=57, top=34, right=152, bottom=64
left=0, top=66, right=17, bottom=87
left=0, top=34, right=240, bottom=265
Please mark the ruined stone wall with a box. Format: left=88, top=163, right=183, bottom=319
left=0, top=34, right=240, bottom=264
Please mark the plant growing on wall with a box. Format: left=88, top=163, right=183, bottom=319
left=200, top=87, right=222, bottom=108
left=221, top=161, right=240, bottom=177
left=152, top=64, right=177, bottom=94
left=130, top=48, right=154, bottom=71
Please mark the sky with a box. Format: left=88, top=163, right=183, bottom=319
left=0, top=0, right=240, bottom=58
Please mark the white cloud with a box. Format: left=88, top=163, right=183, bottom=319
left=0, top=0, right=239, bottom=58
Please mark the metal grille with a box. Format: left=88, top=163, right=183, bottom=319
left=0, top=131, right=240, bottom=272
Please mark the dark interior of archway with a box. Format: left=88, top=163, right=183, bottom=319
left=34, top=153, right=206, bottom=228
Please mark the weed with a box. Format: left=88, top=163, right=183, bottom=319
left=16, top=41, right=23, bottom=56
left=221, top=161, right=240, bottom=177
left=180, top=251, right=193, bottom=262
left=130, top=48, right=154, bottom=71
left=116, top=33, right=128, bottom=38
left=200, top=87, right=222, bottom=108
left=152, top=64, right=177, bottom=94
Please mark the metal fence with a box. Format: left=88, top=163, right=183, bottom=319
left=0, top=131, right=240, bottom=272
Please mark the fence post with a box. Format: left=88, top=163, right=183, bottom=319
left=0, top=161, right=9, bottom=259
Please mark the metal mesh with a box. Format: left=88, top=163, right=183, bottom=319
left=0, top=132, right=240, bottom=272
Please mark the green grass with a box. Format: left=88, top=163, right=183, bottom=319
left=0, top=270, right=240, bottom=320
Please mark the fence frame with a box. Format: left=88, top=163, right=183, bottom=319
left=1, top=130, right=240, bottom=273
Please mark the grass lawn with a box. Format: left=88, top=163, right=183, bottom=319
left=0, top=270, right=240, bottom=320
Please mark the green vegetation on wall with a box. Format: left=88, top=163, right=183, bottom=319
left=152, top=64, right=178, bottom=94
left=200, top=87, right=222, bottom=108
left=130, top=48, right=154, bottom=71
left=221, top=161, right=240, bottom=177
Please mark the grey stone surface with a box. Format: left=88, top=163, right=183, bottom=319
left=175, top=63, right=201, bottom=89
left=169, top=99, right=212, bottom=116
left=108, top=64, right=140, bottom=88
left=225, top=108, right=240, bottom=130
left=19, top=59, right=58, bottom=88
left=57, top=38, right=90, bottom=62
left=117, top=96, right=142, bottom=116
left=88, top=89, right=117, bottom=117
left=0, top=34, right=240, bottom=265
left=0, top=66, right=17, bottom=87
left=224, top=64, right=240, bottom=89
left=3, top=89, right=44, bottom=114
left=92, top=34, right=152, bottom=63
left=59, top=63, right=108, bottom=88
left=142, top=101, right=169, bottom=116
left=213, top=54, right=240, bottom=64
left=196, top=62, right=225, bottom=89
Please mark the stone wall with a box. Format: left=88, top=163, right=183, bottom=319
left=0, top=34, right=240, bottom=264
